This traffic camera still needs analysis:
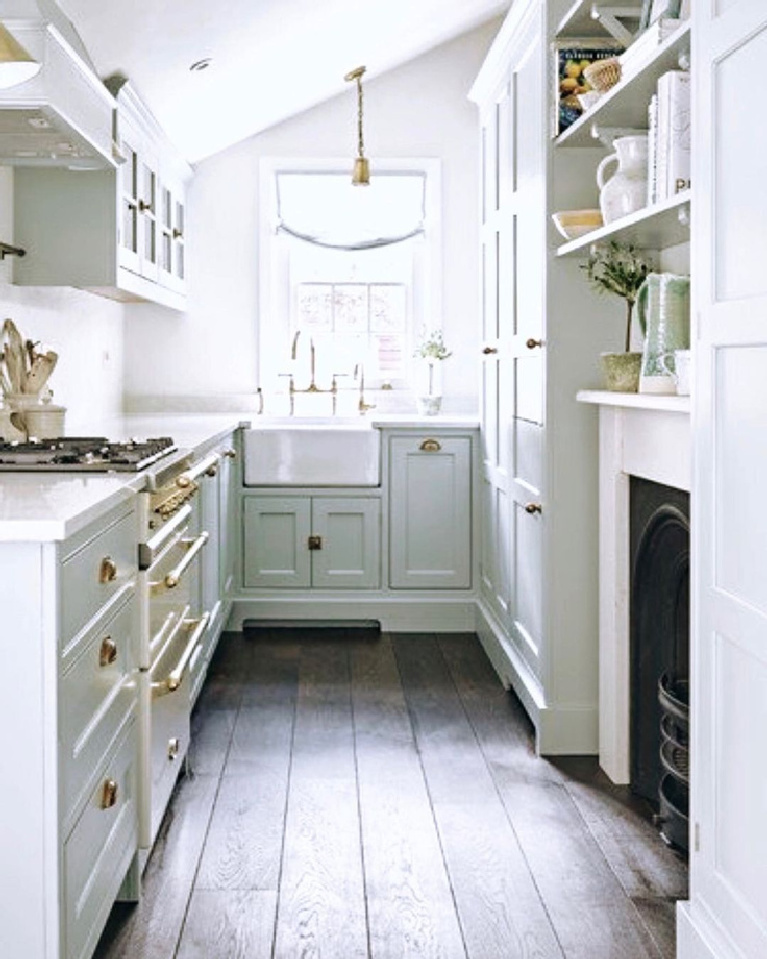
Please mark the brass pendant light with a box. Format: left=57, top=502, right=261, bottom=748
left=344, top=65, right=369, bottom=186
left=0, top=22, right=40, bottom=89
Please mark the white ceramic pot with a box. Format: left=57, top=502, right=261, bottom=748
left=596, top=135, right=648, bottom=224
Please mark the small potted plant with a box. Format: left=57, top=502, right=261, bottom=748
left=413, top=329, right=452, bottom=415
left=583, top=240, right=653, bottom=392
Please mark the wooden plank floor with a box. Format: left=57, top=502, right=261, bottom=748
left=94, top=630, right=687, bottom=959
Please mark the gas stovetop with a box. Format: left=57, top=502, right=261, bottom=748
left=0, top=436, right=178, bottom=472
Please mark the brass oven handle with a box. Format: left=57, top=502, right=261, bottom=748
left=419, top=438, right=441, bottom=452
left=164, top=531, right=209, bottom=588
left=149, top=605, right=191, bottom=669
left=157, top=612, right=210, bottom=695
left=99, top=636, right=118, bottom=668
left=101, top=779, right=119, bottom=810
left=176, top=453, right=220, bottom=488
left=99, top=556, right=118, bottom=583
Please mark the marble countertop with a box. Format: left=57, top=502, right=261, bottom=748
left=0, top=412, right=479, bottom=541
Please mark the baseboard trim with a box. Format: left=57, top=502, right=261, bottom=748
left=475, top=599, right=598, bottom=755
left=229, top=597, right=476, bottom=632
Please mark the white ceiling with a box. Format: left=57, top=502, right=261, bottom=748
left=55, top=0, right=508, bottom=163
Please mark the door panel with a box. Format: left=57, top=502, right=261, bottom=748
left=242, top=497, right=311, bottom=588
left=312, top=499, right=380, bottom=589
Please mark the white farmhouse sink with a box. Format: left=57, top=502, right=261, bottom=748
left=243, top=424, right=381, bottom=486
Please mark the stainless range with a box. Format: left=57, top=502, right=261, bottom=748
left=0, top=436, right=179, bottom=472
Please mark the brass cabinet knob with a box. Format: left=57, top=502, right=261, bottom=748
left=138, top=199, right=154, bottom=213
left=224, top=449, right=237, bottom=459
left=172, top=227, right=183, bottom=239
left=101, top=779, right=119, bottom=809
left=419, top=438, right=442, bottom=452
left=526, top=338, right=543, bottom=350
left=99, top=636, right=118, bottom=668
left=99, top=556, right=118, bottom=583
left=482, top=346, right=499, bottom=355
left=168, top=738, right=181, bottom=760
left=525, top=502, right=542, bottom=514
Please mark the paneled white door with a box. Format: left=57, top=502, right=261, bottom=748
left=682, top=3, right=767, bottom=957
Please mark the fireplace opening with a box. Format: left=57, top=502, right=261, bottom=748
left=630, top=477, right=690, bottom=850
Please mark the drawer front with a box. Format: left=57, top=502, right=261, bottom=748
left=60, top=594, right=137, bottom=825
left=64, top=719, right=138, bottom=959
left=62, top=508, right=138, bottom=652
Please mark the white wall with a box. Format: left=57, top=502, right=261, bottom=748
left=123, top=20, right=501, bottom=414
left=0, top=167, right=125, bottom=435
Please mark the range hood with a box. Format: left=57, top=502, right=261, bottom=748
left=0, top=0, right=115, bottom=168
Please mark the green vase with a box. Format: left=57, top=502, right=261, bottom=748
left=637, top=273, right=691, bottom=394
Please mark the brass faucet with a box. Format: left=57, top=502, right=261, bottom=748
left=354, top=363, right=376, bottom=414
left=283, top=331, right=339, bottom=414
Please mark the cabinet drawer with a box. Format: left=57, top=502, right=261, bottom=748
left=60, top=594, right=137, bottom=825
left=64, top=720, right=138, bottom=959
left=61, top=507, right=137, bottom=652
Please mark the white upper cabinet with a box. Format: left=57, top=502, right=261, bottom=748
left=12, top=78, right=192, bottom=311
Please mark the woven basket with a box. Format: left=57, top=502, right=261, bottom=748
left=583, top=57, right=622, bottom=93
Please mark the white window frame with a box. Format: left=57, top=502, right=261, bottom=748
left=258, top=157, right=442, bottom=394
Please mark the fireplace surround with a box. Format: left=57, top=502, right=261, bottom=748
left=578, top=390, right=691, bottom=785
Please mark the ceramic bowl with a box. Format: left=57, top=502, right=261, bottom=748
left=551, top=209, right=603, bottom=240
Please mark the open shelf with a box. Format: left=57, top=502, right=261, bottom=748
left=555, top=21, right=691, bottom=148
left=555, top=190, right=691, bottom=256
left=557, top=0, right=641, bottom=40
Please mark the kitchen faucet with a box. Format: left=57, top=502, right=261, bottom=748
left=282, top=330, right=340, bottom=414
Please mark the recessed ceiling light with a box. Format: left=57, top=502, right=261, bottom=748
left=189, top=58, right=212, bottom=72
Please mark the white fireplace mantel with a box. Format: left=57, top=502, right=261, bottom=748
left=577, top=389, right=691, bottom=784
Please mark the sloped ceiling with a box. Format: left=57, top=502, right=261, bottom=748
left=55, top=0, right=509, bottom=163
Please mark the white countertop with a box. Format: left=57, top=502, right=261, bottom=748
left=0, top=412, right=478, bottom=542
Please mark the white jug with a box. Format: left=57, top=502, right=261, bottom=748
left=596, top=135, right=648, bottom=224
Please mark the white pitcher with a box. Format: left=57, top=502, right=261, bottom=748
left=596, top=135, right=648, bottom=224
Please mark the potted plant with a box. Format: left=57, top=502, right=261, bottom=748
left=582, top=240, right=653, bottom=392
left=413, top=329, right=452, bottom=415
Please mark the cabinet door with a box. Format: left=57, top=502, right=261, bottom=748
left=311, top=498, right=380, bottom=589
left=242, top=497, right=311, bottom=588
left=158, top=178, right=186, bottom=293
left=683, top=3, right=767, bottom=957
left=116, top=116, right=141, bottom=275
left=389, top=436, right=471, bottom=589
left=137, top=149, right=159, bottom=282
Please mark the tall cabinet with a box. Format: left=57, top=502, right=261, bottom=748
left=470, top=0, right=614, bottom=753
left=680, top=2, right=767, bottom=958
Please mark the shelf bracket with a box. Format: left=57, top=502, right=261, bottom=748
left=0, top=241, right=26, bottom=261
left=589, top=4, right=641, bottom=45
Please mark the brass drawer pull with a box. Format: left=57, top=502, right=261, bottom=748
left=164, top=531, right=209, bottom=588
left=308, top=535, right=323, bottom=551
left=419, top=438, right=441, bottom=452
left=526, top=338, right=543, bottom=350
left=525, top=502, right=542, bottom=514
left=168, top=738, right=181, bottom=761
left=99, top=636, right=117, bottom=668
left=101, top=779, right=119, bottom=809
left=99, top=556, right=118, bottom=583
left=482, top=346, right=498, bottom=355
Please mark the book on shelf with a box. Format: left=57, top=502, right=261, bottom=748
left=620, top=18, right=681, bottom=79
left=646, top=70, right=690, bottom=205
left=647, top=93, right=659, bottom=206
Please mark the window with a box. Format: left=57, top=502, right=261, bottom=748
left=259, top=159, right=441, bottom=400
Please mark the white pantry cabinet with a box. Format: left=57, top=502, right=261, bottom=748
left=13, top=79, right=191, bottom=312
left=242, top=494, right=381, bottom=590
left=0, top=497, right=139, bottom=959
left=388, top=433, right=472, bottom=589
left=679, top=2, right=767, bottom=958
left=470, top=0, right=616, bottom=754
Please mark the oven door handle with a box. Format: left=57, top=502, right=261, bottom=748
left=176, top=452, right=220, bottom=488
left=163, top=531, right=209, bottom=588
left=140, top=503, right=193, bottom=570
left=152, top=612, right=210, bottom=697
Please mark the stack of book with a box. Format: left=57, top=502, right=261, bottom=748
left=619, top=19, right=681, bottom=80
left=647, top=69, right=690, bottom=206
